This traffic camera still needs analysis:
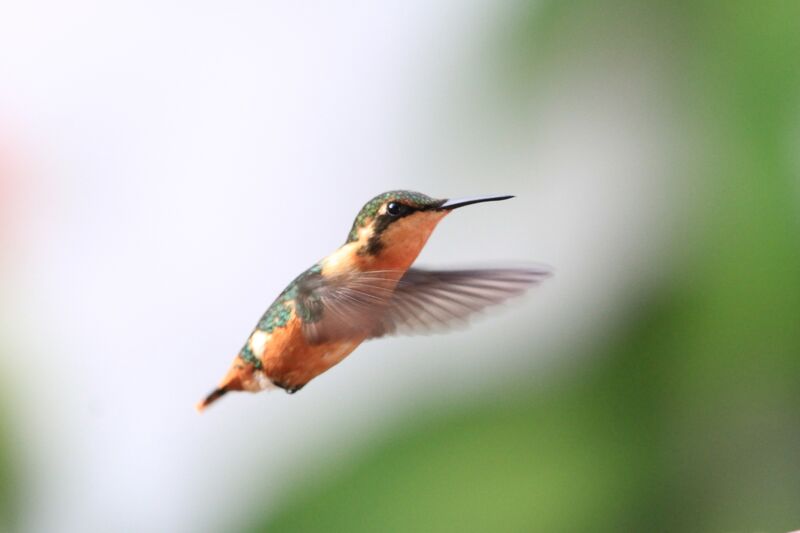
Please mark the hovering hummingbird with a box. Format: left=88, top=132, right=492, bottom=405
left=196, top=190, right=550, bottom=412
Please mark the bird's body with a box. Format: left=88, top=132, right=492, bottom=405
left=197, top=190, right=549, bottom=412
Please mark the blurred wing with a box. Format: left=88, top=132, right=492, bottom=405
left=369, top=266, right=551, bottom=338
left=297, top=266, right=551, bottom=344
left=296, top=270, right=401, bottom=345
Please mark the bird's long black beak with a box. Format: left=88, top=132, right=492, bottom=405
left=439, top=194, right=514, bottom=210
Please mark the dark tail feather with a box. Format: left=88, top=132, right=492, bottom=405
left=195, top=387, right=228, bottom=413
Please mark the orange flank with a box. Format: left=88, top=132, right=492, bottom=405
left=196, top=312, right=364, bottom=412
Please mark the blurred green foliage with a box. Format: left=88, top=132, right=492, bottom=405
left=0, top=383, right=18, bottom=531
left=247, top=1, right=800, bottom=532
left=244, top=307, right=669, bottom=532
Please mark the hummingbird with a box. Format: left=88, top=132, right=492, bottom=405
left=196, top=190, right=551, bottom=412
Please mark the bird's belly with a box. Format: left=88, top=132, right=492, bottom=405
left=261, top=320, right=363, bottom=389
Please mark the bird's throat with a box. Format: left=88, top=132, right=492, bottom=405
left=323, top=210, right=448, bottom=276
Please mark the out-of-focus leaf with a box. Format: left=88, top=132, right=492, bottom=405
left=0, top=385, right=18, bottom=531
left=244, top=294, right=678, bottom=532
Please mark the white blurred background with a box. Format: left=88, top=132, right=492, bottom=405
left=0, top=2, right=676, bottom=532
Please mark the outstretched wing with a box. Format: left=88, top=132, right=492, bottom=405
left=369, top=267, right=551, bottom=338
left=296, top=266, right=551, bottom=345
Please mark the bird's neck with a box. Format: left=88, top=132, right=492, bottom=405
left=320, top=227, right=433, bottom=276
left=321, top=210, right=448, bottom=276
left=320, top=240, right=418, bottom=277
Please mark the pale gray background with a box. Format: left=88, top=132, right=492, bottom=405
left=0, top=1, right=675, bottom=531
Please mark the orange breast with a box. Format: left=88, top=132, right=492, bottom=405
left=259, top=315, right=364, bottom=390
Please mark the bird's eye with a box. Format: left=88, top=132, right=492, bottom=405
left=386, top=202, right=404, bottom=216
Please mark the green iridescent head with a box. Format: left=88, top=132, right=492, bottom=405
left=346, top=190, right=445, bottom=243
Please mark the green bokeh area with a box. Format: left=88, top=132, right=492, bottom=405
left=246, top=313, right=666, bottom=532
left=247, top=2, right=800, bottom=532
left=0, top=388, right=18, bottom=532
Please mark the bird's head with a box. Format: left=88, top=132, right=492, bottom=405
left=345, top=190, right=513, bottom=269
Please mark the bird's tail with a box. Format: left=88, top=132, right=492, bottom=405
left=195, top=387, right=229, bottom=413
left=195, top=366, right=245, bottom=413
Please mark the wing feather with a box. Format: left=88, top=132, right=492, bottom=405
left=296, top=266, right=551, bottom=344
left=371, top=267, right=551, bottom=338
